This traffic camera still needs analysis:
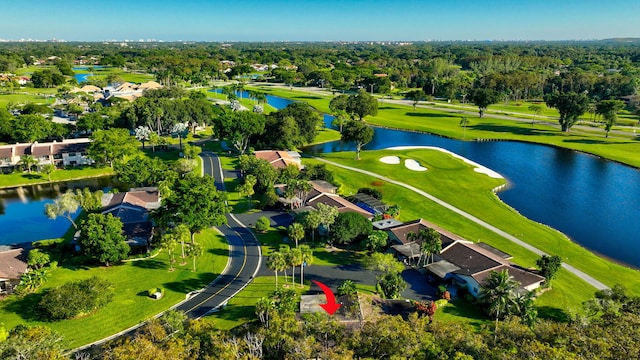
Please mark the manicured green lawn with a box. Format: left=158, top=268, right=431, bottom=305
left=0, top=92, right=50, bottom=108
left=0, top=228, right=228, bottom=349
left=0, top=166, right=114, bottom=189
left=74, top=66, right=155, bottom=84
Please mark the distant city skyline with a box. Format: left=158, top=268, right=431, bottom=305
left=2, top=0, right=638, bottom=42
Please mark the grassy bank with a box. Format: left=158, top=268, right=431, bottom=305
left=0, top=228, right=228, bottom=349
left=0, top=166, right=114, bottom=189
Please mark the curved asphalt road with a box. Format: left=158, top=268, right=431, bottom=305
left=175, top=152, right=261, bottom=319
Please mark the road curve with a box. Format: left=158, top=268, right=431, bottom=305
left=175, top=152, right=261, bottom=319
left=313, top=157, right=609, bottom=291
left=70, top=152, right=261, bottom=354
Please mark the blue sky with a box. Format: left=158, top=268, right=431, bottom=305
left=2, top=0, right=639, bottom=41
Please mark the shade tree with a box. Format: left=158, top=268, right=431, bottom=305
left=544, top=91, right=590, bottom=132
left=469, top=88, right=500, bottom=118
left=78, top=213, right=130, bottom=266
left=341, top=120, right=374, bottom=160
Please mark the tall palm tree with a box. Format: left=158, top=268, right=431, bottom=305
left=174, top=224, right=191, bottom=263
left=267, top=251, right=287, bottom=288
left=161, top=232, right=178, bottom=271
left=288, top=247, right=303, bottom=287
left=299, top=245, right=313, bottom=287
left=514, top=291, right=538, bottom=327
left=459, top=117, right=469, bottom=140
left=479, top=269, right=519, bottom=335
left=185, top=242, right=203, bottom=272
left=288, top=222, right=305, bottom=247
left=407, top=228, right=441, bottom=266
left=20, top=155, right=39, bottom=173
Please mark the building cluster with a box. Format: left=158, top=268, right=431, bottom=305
left=0, top=139, right=93, bottom=173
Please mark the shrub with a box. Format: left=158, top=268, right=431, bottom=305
left=255, top=216, right=271, bottom=232
left=357, top=187, right=382, bottom=200
left=40, top=276, right=114, bottom=320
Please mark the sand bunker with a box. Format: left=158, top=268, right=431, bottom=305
left=379, top=156, right=401, bottom=164
left=386, top=146, right=504, bottom=179
left=405, top=159, right=427, bottom=171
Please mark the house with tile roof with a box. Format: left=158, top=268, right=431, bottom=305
left=254, top=150, right=303, bottom=169
left=101, top=187, right=161, bottom=249
left=385, top=218, right=544, bottom=296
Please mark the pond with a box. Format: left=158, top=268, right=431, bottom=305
left=72, top=65, right=106, bottom=84
left=0, top=177, right=121, bottom=246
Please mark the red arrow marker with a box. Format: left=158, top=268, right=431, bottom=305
left=312, top=280, right=342, bottom=315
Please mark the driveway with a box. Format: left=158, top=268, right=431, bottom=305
left=235, top=210, right=293, bottom=229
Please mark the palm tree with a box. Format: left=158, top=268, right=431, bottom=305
left=514, top=291, right=538, bottom=328
left=41, top=164, right=56, bottom=181
left=185, top=242, right=203, bottom=272
left=288, top=222, right=305, bottom=247
left=299, top=245, right=313, bottom=287
left=479, top=269, right=519, bottom=336
left=407, top=228, right=441, bottom=266
left=161, top=232, right=178, bottom=271
left=459, top=117, right=469, bottom=140
left=267, top=251, right=287, bottom=288
left=174, top=224, right=191, bottom=264
left=528, top=104, right=542, bottom=125
left=254, top=91, right=267, bottom=105
left=288, top=247, right=303, bottom=287
left=20, top=155, right=38, bottom=173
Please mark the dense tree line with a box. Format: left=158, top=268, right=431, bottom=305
left=41, top=284, right=634, bottom=359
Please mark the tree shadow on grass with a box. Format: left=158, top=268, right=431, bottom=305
left=294, top=95, right=323, bottom=100
left=210, top=304, right=256, bottom=323
left=207, top=248, right=229, bottom=256
left=378, top=106, right=395, bottom=110
left=537, top=305, right=570, bottom=322
left=469, top=124, right=560, bottom=136
left=21, top=173, right=42, bottom=180
left=405, top=112, right=459, bottom=118
left=563, top=138, right=630, bottom=145
left=130, top=259, right=166, bottom=270
left=312, top=248, right=364, bottom=266
left=440, top=299, right=487, bottom=322
left=4, top=292, right=46, bottom=322
left=163, top=272, right=217, bottom=293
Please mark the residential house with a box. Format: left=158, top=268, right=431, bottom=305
left=286, top=180, right=374, bottom=218
left=0, top=139, right=93, bottom=172
left=101, top=81, right=163, bottom=102
left=385, top=218, right=544, bottom=296
left=0, top=248, right=28, bottom=295
left=101, top=187, right=161, bottom=249
left=254, top=150, right=303, bottom=170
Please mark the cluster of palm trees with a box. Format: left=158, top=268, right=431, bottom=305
left=266, top=243, right=313, bottom=289
left=406, top=227, right=442, bottom=267
left=480, top=269, right=538, bottom=331
left=160, top=224, right=203, bottom=272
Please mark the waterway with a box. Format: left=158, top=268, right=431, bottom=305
left=222, top=89, right=640, bottom=268
left=0, top=177, right=121, bottom=246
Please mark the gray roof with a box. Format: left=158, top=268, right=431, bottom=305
left=425, top=260, right=461, bottom=279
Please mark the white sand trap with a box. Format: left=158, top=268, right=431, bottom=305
left=379, top=156, right=400, bottom=164
left=386, top=146, right=504, bottom=179
left=405, top=159, right=427, bottom=171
